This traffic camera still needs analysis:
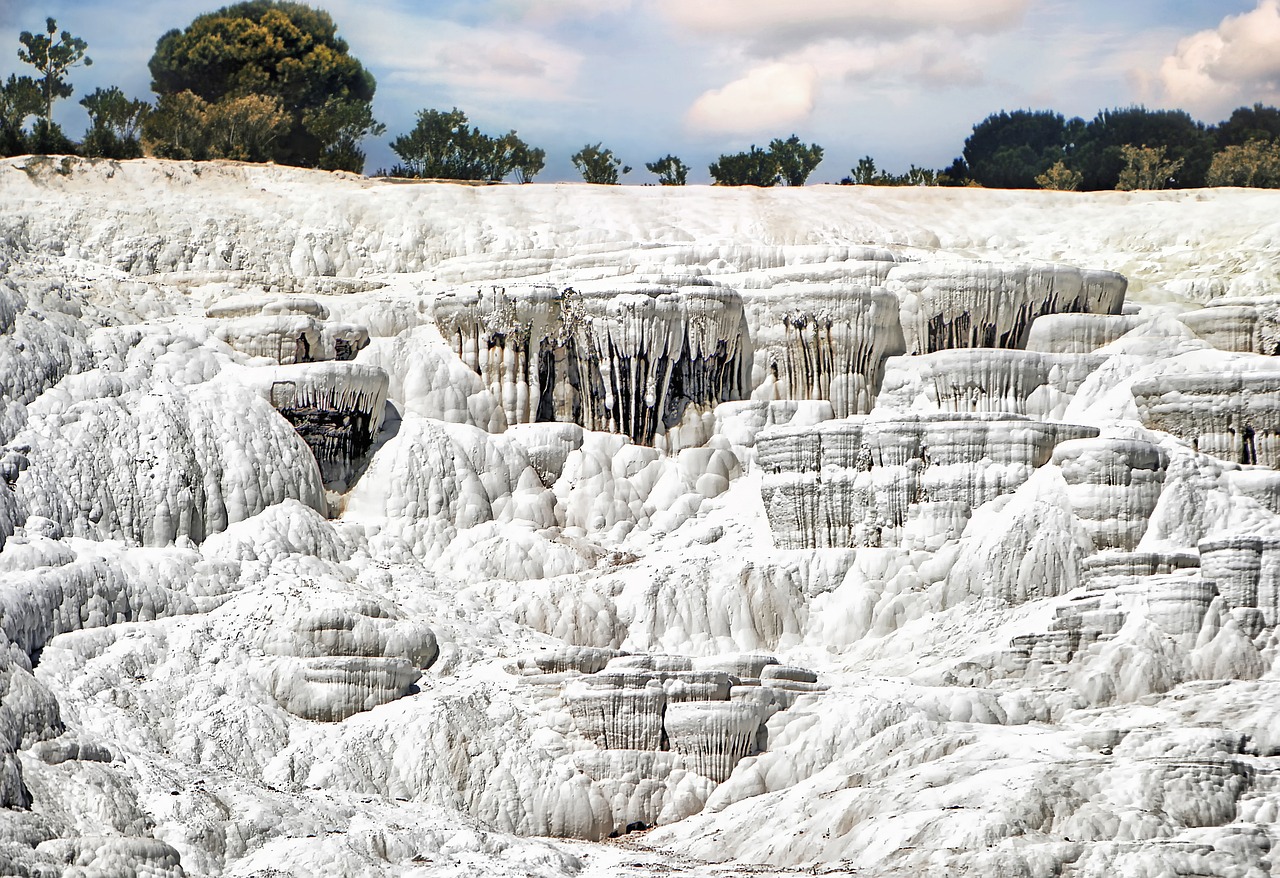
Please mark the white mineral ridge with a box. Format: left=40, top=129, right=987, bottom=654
left=1, top=157, right=1280, bottom=878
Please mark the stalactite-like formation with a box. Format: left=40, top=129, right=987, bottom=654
left=887, top=262, right=1127, bottom=355
left=878, top=348, right=1106, bottom=419
left=740, top=285, right=905, bottom=416
left=433, top=283, right=747, bottom=446
left=233, top=362, right=389, bottom=486
left=1054, top=438, right=1169, bottom=551
left=209, top=297, right=369, bottom=364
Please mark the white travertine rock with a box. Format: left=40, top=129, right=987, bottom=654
left=1026, top=312, right=1147, bottom=353
left=663, top=700, right=763, bottom=783
left=877, top=348, right=1106, bottom=419
left=225, top=361, right=389, bottom=486
left=433, top=283, right=748, bottom=445
left=1133, top=363, right=1280, bottom=467
left=712, top=399, right=834, bottom=449
left=758, top=413, right=1097, bottom=549
left=199, top=498, right=347, bottom=563
left=741, top=284, right=905, bottom=416
left=6, top=159, right=1280, bottom=877
left=344, top=416, right=556, bottom=556
left=1179, top=297, right=1280, bottom=355
left=357, top=326, right=508, bottom=431
left=12, top=381, right=326, bottom=545
left=886, top=262, right=1127, bottom=355
left=564, top=681, right=666, bottom=750
left=1053, top=438, right=1169, bottom=551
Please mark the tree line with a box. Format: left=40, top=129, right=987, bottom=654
left=2, top=2, right=1279, bottom=189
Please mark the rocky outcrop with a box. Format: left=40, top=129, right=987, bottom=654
left=758, top=414, right=1098, bottom=549
left=1133, top=365, right=1280, bottom=467
left=433, top=283, right=747, bottom=446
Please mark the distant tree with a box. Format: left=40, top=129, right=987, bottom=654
left=1206, top=140, right=1280, bottom=188
left=18, top=18, right=91, bottom=129
left=1116, top=144, right=1183, bottom=190
left=769, top=134, right=823, bottom=185
left=508, top=138, right=545, bottom=183
left=572, top=142, right=630, bottom=184
left=961, top=109, right=1077, bottom=188
left=903, top=165, right=937, bottom=186
left=709, top=146, right=780, bottom=186
left=1213, top=104, right=1280, bottom=148
left=0, top=74, right=41, bottom=156
left=79, top=87, right=149, bottom=159
left=148, top=2, right=377, bottom=170
left=1035, top=160, right=1082, bottom=191
left=1072, top=107, right=1212, bottom=189
left=841, top=157, right=940, bottom=186
left=388, top=108, right=541, bottom=181
left=843, top=156, right=884, bottom=185
left=645, top=154, right=689, bottom=185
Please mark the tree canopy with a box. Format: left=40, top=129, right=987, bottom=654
left=572, top=143, right=629, bottom=184
left=387, top=108, right=543, bottom=182
left=147, top=1, right=377, bottom=170
left=709, top=136, right=822, bottom=186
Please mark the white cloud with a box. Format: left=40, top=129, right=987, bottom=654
left=1149, top=0, right=1280, bottom=116
left=660, top=0, right=1028, bottom=49
left=500, top=0, right=633, bottom=23
left=685, top=62, right=818, bottom=135
left=339, top=17, right=583, bottom=103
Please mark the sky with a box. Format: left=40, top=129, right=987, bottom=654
left=1, top=0, right=1278, bottom=182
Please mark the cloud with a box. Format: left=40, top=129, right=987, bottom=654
left=339, top=17, right=583, bottom=102
left=660, top=0, right=1028, bottom=50
left=1148, top=0, right=1280, bottom=116
left=685, top=62, right=818, bottom=135
left=499, top=0, right=633, bottom=23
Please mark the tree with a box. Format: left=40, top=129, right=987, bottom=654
left=148, top=2, right=378, bottom=170
left=205, top=94, right=291, bottom=162
left=1116, top=144, right=1183, bottom=190
left=80, top=87, right=150, bottom=159
left=1206, top=140, right=1280, bottom=188
left=388, top=108, right=541, bottom=181
left=17, top=18, right=91, bottom=128
left=303, top=97, right=385, bottom=172
left=709, top=146, right=779, bottom=186
left=508, top=138, right=545, bottom=183
left=842, top=155, right=895, bottom=185
left=645, top=154, right=688, bottom=185
left=145, top=91, right=211, bottom=160
left=0, top=74, right=41, bottom=156
left=1035, top=160, right=1082, bottom=191
left=1071, top=107, right=1212, bottom=189
left=1213, top=104, right=1280, bottom=148
left=572, top=143, right=630, bottom=184
left=769, top=134, right=823, bottom=185
left=961, top=109, right=1077, bottom=189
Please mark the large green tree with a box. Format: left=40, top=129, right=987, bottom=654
left=147, top=1, right=377, bottom=170
left=960, top=109, right=1078, bottom=189
left=1213, top=104, right=1280, bottom=148
left=1070, top=107, right=1213, bottom=189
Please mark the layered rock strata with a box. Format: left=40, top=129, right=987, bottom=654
left=758, top=414, right=1097, bottom=549
left=1132, top=366, right=1280, bottom=467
